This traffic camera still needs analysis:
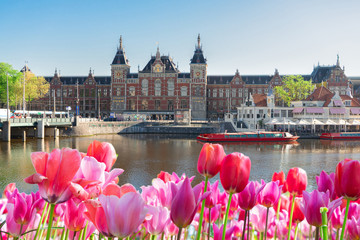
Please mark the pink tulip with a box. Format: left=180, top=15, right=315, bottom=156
left=24, top=148, right=82, bottom=204
left=87, top=140, right=117, bottom=172
left=204, top=204, right=221, bottom=223
left=3, top=183, right=16, bottom=198
left=5, top=190, right=37, bottom=237
left=144, top=206, right=170, bottom=235
left=250, top=204, right=275, bottom=233
left=213, top=224, right=235, bottom=240
left=220, top=152, right=251, bottom=194
left=257, top=180, right=281, bottom=208
left=157, top=171, right=173, bottom=183
left=170, top=178, right=210, bottom=228
left=141, top=178, right=173, bottom=208
left=197, top=143, right=225, bottom=178
left=316, top=170, right=337, bottom=201
left=238, top=181, right=264, bottom=210
left=85, top=192, right=148, bottom=238
left=164, top=221, right=178, bottom=237
left=335, top=158, right=360, bottom=200
left=347, top=216, right=360, bottom=239
left=204, top=180, right=220, bottom=209
left=298, top=219, right=314, bottom=238
left=300, top=190, right=342, bottom=227
left=330, top=206, right=343, bottom=230
left=61, top=198, right=86, bottom=232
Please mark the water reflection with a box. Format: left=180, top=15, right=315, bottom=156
left=1, top=135, right=360, bottom=193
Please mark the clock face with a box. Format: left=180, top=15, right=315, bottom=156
left=115, top=70, right=122, bottom=80
left=154, top=64, right=162, bottom=73
left=195, top=70, right=202, bottom=78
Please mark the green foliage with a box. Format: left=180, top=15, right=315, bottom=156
left=0, top=63, right=23, bottom=107
left=274, top=75, right=315, bottom=106
left=0, top=63, right=49, bottom=108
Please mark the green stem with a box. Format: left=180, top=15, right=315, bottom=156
left=264, top=207, right=269, bottom=240
left=247, top=210, right=250, bottom=240
left=294, top=223, right=299, bottom=240
left=82, top=221, right=89, bottom=240
left=320, top=207, right=329, bottom=240
left=336, top=229, right=339, bottom=240
left=222, top=192, right=233, bottom=240
left=52, top=217, right=60, bottom=239
left=287, top=193, right=295, bottom=240
left=34, top=202, right=48, bottom=240
left=177, top=227, right=182, bottom=240
left=260, top=232, right=264, bottom=240
left=196, top=176, right=209, bottom=240
left=45, top=204, right=56, bottom=240
left=39, top=203, right=51, bottom=239
left=339, top=198, right=351, bottom=240
left=151, top=235, right=156, bottom=240
left=208, top=208, right=211, bottom=240
left=241, top=210, right=248, bottom=240
left=274, top=197, right=282, bottom=240
left=64, top=229, right=69, bottom=240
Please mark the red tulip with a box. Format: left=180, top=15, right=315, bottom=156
left=272, top=171, right=287, bottom=193
left=157, top=171, right=173, bottom=183
left=24, top=148, right=82, bottom=204
left=291, top=197, right=304, bottom=223
left=87, top=140, right=117, bottom=172
left=197, top=143, right=226, bottom=178
left=285, top=167, right=307, bottom=196
left=335, top=158, right=360, bottom=200
left=220, top=153, right=251, bottom=194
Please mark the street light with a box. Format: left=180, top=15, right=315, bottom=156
left=98, top=88, right=101, bottom=120
left=6, top=72, right=9, bottom=121
left=23, top=61, right=27, bottom=116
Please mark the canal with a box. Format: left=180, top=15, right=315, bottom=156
left=0, top=134, right=360, bottom=194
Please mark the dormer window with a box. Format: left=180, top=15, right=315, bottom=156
left=345, top=100, right=351, bottom=106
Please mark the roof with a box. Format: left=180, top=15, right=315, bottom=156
left=44, top=76, right=111, bottom=85
left=190, top=47, right=206, bottom=64
left=310, top=66, right=335, bottom=83
left=111, top=48, right=129, bottom=65
left=252, top=94, right=267, bottom=107
left=178, top=73, right=190, bottom=78
left=141, top=56, right=179, bottom=73
left=305, top=86, right=360, bottom=107
left=20, top=65, right=31, bottom=73
left=207, top=75, right=234, bottom=85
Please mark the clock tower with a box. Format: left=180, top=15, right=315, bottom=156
left=111, top=36, right=130, bottom=112
left=190, top=34, right=207, bottom=120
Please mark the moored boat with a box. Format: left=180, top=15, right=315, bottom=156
left=320, top=132, right=360, bottom=140
left=197, top=131, right=299, bottom=142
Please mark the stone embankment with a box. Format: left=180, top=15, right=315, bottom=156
left=60, top=121, right=222, bottom=137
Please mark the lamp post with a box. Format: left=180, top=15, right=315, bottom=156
left=98, top=88, right=101, bottom=120
left=53, top=89, right=56, bottom=118
left=23, top=61, right=27, bottom=116
left=6, top=72, right=9, bottom=121
left=76, top=79, right=79, bottom=116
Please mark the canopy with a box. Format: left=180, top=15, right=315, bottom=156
left=323, top=119, right=337, bottom=125
left=350, top=119, right=360, bottom=125
left=292, top=107, right=304, bottom=114
left=265, top=118, right=279, bottom=125
left=296, top=119, right=310, bottom=125
left=310, top=119, right=324, bottom=125
left=350, top=108, right=360, bottom=115
left=337, top=119, right=350, bottom=125
left=275, top=118, right=296, bottom=125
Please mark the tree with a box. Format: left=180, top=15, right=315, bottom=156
left=273, top=75, right=315, bottom=106
left=0, top=63, right=23, bottom=108
left=24, top=71, right=49, bottom=107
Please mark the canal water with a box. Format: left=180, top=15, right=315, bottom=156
left=1, top=134, right=360, bottom=194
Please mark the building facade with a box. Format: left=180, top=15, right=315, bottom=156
left=28, top=36, right=357, bottom=120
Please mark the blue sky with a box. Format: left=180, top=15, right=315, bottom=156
left=1, top=0, right=360, bottom=77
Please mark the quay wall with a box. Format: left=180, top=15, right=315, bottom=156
left=60, top=121, right=222, bottom=137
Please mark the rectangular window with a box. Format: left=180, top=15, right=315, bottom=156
left=155, top=100, right=161, bottom=110
left=104, top=88, right=107, bottom=97
left=226, top=89, right=229, bottom=98
left=63, top=90, right=67, bottom=97
left=213, top=89, right=217, bottom=97
left=232, top=89, right=236, bottom=98
left=181, top=100, right=187, bottom=109
left=68, top=89, right=72, bottom=97
left=117, top=87, right=121, bottom=96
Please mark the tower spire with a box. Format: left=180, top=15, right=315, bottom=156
left=119, top=35, right=123, bottom=50
left=156, top=45, right=160, bottom=59
left=336, top=54, right=340, bottom=67
left=197, top=34, right=201, bottom=49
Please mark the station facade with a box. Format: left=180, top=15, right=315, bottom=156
left=28, top=35, right=357, bottom=120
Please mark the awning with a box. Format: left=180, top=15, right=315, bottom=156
left=311, top=119, right=324, bottom=125
left=350, top=108, right=360, bottom=114
left=329, top=108, right=346, bottom=114
left=350, top=120, right=360, bottom=125
left=296, top=119, right=310, bottom=125
left=333, top=100, right=343, bottom=107
left=306, top=108, right=324, bottom=114
left=323, top=119, right=337, bottom=125
left=265, top=118, right=280, bottom=125
left=292, top=107, right=304, bottom=113
left=337, top=119, right=350, bottom=125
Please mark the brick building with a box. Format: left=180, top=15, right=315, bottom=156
left=28, top=36, right=356, bottom=120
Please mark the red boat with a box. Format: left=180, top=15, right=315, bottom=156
left=320, top=132, right=360, bottom=140
left=197, top=131, right=299, bottom=142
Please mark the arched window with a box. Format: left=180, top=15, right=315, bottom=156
left=168, top=79, right=174, bottom=96
left=129, top=86, right=135, bottom=96
left=155, top=79, right=161, bottom=96
left=213, top=89, right=217, bottom=97
left=142, top=100, right=148, bottom=110
left=181, top=86, right=187, bottom=96
left=142, top=79, right=148, bottom=96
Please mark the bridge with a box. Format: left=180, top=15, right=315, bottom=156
left=0, top=118, right=73, bottom=141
